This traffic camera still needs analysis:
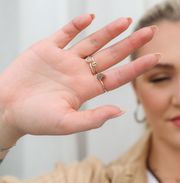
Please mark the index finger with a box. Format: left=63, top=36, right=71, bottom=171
left=94, top=54, right=162, bottom=94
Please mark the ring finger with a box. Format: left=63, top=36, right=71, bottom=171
left=69, top=17, right=132, bottom=57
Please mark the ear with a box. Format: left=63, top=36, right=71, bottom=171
left=131, top=80, right=140, bottom=104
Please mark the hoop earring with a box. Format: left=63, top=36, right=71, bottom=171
left=134, top=103, right=146, bottom=123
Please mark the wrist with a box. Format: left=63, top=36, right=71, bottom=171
left=0, top=74, right=24, bottom=150
left=0, top=110, right=22, bottom=149
left=0, top=125, right=21, bottom=150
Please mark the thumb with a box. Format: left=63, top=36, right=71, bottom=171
left=62, top=105, right=126, bottom=134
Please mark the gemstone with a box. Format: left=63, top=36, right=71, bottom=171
left=92, top=62, right=97, bottom=67
left=97, top=73, right=106, bottom=81
left=85, top=56, right=92, bottom=63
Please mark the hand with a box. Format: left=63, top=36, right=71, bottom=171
left=0, top=14, right=160, bottom=143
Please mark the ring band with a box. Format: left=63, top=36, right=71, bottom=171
left=85, top=55, right=98, bottom=75
left=86, top=56, right=108, bottom=93
left=97, top=73, right=108, bottom=92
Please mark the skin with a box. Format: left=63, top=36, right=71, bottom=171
left=0, top=14, right=160, bottom=153
left=133, top=20, right=180, bottom=182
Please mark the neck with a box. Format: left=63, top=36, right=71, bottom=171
left=148, top=133, right=180, bottom=183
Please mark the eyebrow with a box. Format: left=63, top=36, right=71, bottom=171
left=153, top=63, right=174, bottom=69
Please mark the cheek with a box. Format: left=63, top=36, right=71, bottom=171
left=138, top=85, right=169, bottom=121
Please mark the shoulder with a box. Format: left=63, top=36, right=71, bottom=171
left=111, top=128, right=152, bottom=166
left=56, top=156, right=104, bottom=170
left=55, top=156, right=108, bottom=183
left=0, top=130, right=152, bottom=183
left=0, top=157, right=108, bottom=183
left=104, top=129, right=152, bottom=183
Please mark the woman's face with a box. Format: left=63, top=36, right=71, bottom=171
left=134, top=20, right=180, bottom=148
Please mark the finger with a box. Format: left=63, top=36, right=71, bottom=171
left=91, top=26, right=158, bottom=73
left=94, top=54, right=161, bottom=94
left=69, top=17, right=132, bottom=57
left=47, top=14, right=95, bottom=48
left=59, top=106, right=126, bottom=135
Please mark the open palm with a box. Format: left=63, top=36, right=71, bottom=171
left=0, top=14, right=159, bottom=140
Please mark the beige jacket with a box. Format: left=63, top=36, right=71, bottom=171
left=1, top=129, right=151, bottom=183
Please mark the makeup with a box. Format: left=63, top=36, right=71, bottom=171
left=171, top=116, right=180, bottom=127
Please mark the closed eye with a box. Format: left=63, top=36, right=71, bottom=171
left=150, top=77, right=170, bottom=83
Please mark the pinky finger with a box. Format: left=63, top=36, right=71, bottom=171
left=47, top=14, right=95, bottom=48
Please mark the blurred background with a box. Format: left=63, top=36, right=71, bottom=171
left=0, top=0, right=164, bottom=180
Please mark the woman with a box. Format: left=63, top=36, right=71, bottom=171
left=131, top=0, right=180, bottom=182
left=1, top=0, right=177, bottom=183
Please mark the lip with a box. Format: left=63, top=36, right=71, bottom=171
left=171, top=116, right=180, bottom=127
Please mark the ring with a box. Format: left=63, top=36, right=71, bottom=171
left=97, top=73, right=108, bottom=92
left=85, top=55, right=98, bottom=75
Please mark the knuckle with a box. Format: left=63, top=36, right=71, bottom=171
left=61, top=28, right=72, bottom=40
left=88, top=35, right=99, bottom=50
left=109, top=46, right=119, bottom=64
left=88, top=110, right=103, bottom=129
left=103, top=18, right=129, bottom=40
left=114, top=69, right=123, bottom=86
left=72, top=20, right=81, bottom=32
left=61, top=19, right=82, bottom=40
left=104, top=26, right=113, bottom=40
left=132, top=61, right=139, bottom=77
left=127, top=36, right=136, bottom=53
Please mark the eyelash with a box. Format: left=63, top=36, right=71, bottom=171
left=150, top=77, right=170, bottom=83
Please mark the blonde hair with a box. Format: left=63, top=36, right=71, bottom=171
left=131, top=0, right=180, bottom=61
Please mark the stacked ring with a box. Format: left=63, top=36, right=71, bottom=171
left=85, top=55, right=108, bottom=93
left=85, top=56, right=98, bottom=75
left=97, top=73, right=108, bottom=92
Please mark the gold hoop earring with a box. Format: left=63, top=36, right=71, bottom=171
left=134, top=104, right=146, bottom=123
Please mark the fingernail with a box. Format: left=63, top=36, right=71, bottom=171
left=109, top=110, right=126, bottom=119
left=90, top=14, right=95, bottom=20
left=127, top=17, right=133, bottom=25
left=150, top=25, right=158, bottom=35
left=154, top=53, right=162, bottom=63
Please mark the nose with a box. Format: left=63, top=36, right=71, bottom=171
left=172, top=78, right=180, bottom=107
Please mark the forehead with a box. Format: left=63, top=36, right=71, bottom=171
left=138, top=20, right=180, bottom=67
